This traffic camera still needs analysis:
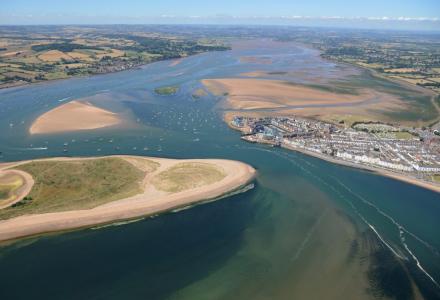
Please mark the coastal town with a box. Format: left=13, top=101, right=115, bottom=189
left=231, top=115, right=440, bottom=184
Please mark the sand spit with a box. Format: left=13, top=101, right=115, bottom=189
left=30, top=100, right=121, bottom=135
left=0, top=156, right=256, bottom=242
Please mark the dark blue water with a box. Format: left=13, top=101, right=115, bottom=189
left=0, top=40, right=439, bottom=300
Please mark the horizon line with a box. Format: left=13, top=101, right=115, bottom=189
left=1, top=23, right=440, bottom=33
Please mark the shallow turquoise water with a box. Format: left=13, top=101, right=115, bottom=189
left=0, top=41, right=439, bottom=299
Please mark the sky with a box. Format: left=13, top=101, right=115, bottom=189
left=1, top=0, right=440, bottom=30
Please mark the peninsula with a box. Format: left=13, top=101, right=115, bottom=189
left=0, top=156, right=256, bottom=242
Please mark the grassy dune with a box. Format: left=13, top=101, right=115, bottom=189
left=0, top=158, right=146, bottom=220
left=0, top=175, right=24, bottom=202
left=152, top=162, right=226, bottom=193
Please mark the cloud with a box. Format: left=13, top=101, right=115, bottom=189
left=0, top=13, right=439, bottom=30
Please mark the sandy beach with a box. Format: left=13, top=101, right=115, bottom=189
left=29, top=100, right=122, bottom=135
left=0, top=156, right=256, bottom=242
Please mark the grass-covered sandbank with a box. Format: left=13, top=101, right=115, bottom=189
left=0, top=156, right=255, bottom=242
left=154, top=85, right=179, bottom=95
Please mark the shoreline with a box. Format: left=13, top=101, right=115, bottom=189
left=0, top=155, right=256, bottom=243
left=0, top=51, right=204, bottom=92
left=281, top=143, right=440, bottom=194
left=225, top=115, right=440, bottom=194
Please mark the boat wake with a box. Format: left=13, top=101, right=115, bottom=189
left=332, top=178, right=440, bottom=288
left=58, top=97, right=71, bottom=102
left=3, top=146, right=48, bottom=151
left=239, top=145, right=439, bottom=288
left=290, top=209, right=328, bottom=262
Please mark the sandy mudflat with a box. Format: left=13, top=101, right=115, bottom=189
left=202, top=78, right=402, bottom=111
left=0, top=156, right=256, bottom=242
left=205, top=78, right=406, bottom=124
left=30, top=100, right=121, bottom=135
left=169, top=58, right=182, bottom=66
left=239, top=56, right=273, bottom=64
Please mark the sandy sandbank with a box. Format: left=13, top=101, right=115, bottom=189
left=30, top=100, right=121, bottom=135
left=205, top=78, right=405, bottom=125
left=0, top=156, right=256, bottom=242
left=239, top=56, right=273, bottom=64
left=202, top=78, right=400, bottom=111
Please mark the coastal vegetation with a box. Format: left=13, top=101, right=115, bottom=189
left=0, top=157, right=146, bottom=220
left=152, top=162, right=226, bottom=193
left=0, top=174, right=24, bottom=202
left=154, top=85, right=179, bottom=96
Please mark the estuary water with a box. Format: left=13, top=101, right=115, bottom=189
left=0, top=40, right=439, bottom=300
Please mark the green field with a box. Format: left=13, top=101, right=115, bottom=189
left=394, top=131, right=416, bottom=140
left=154, top=85, right=179, bottom=96
left=0, top=158, right=146, bottom=220
left=152, top=162, right=225, bottom=193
